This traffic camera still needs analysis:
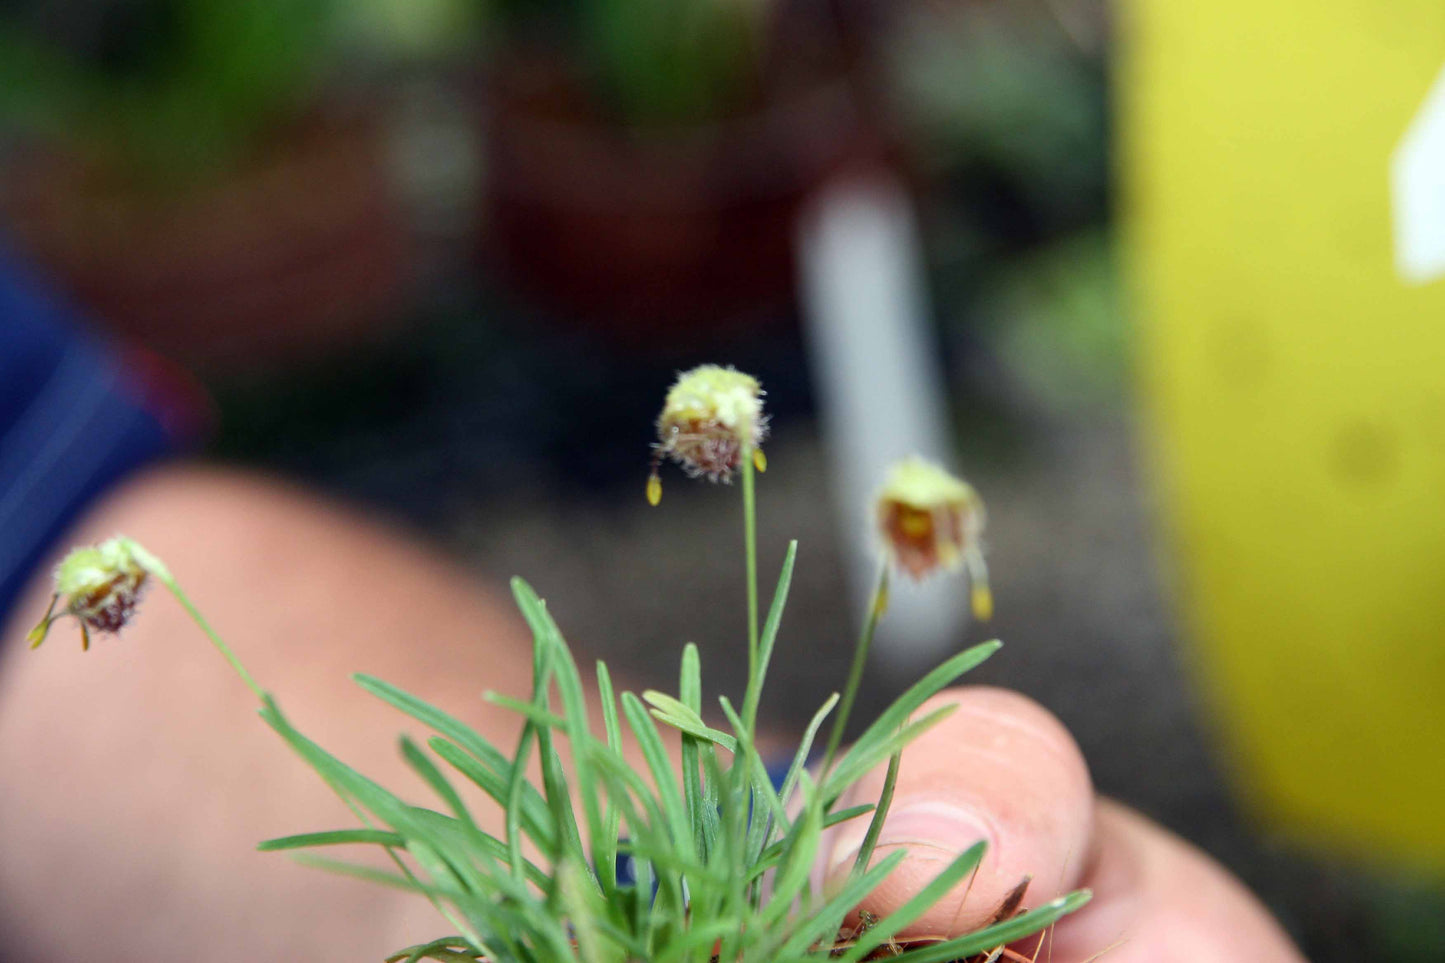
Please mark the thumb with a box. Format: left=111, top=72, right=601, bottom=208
left=819, top=687, right=1094, bottom=936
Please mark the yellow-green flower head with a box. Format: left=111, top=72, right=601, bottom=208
left=30, top=537, right=150, bottom=649
left=649, top=365, right=769, bottom=503
left=875, top=456, right=993, bottom=619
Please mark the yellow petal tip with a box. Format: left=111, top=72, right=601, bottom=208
left=971, top=584, right=994, bottom=622
left=26, top=595, right=59, bottom=649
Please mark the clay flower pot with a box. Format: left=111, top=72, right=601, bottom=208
left=481, top=47, right=888, bottom=341
left=1, top=113, right=412, bottom=373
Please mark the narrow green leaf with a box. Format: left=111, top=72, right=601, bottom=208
left=758, top=775, right=822, bottom=928
left=678, top=644, right=708, bottom=873
left=502, top=705, right=546, bottom=878
left=717, top=696, right=789, bottom=842
left=587, top=741, right=688, bottom=938
left=290, top=853, right=458, bottom=898
left=557, top=856, right=608, bottom=963
left=779, top=692, right=839, bottom=808
left=679, top=644, right=703, bottom=714
left=548, top=638, right=608, bottom=898
left=621, top=693, right=693, bottom=859
left=596, top=661, right=623, bottom=891
left=741, top=540, right=798, bottom=728
left=645, top=703, right=738, bottom=752
left=258, top=829, right=404, bottom=851
left=485, top=692, right=570, bottom=730
left=650, top=918, right=750, bottom=963
left=286, top=853, right=508, bottom=959
left=824, top=703, right=960, bottom=806
left=509, top=578, right=593, bottom=888
left=614, top=836, right=723, bottom=884
left=406, top=808, right=550, bottom=892
left=385, top=937, right=481, bottom=963
left=501, top=579, right=562, bottom=881
left=426, top=737, right=558, bottom=855
left=400, top=737, right=479, bottom=834
left=837, top=842, right=987, bottom=963
left=696, top=738, right=723, bottom=876
left=748, top=804, right=875, bottom=882
left=590, top=914, right=649, bottom=963
left=257, top=698, right=495, bottom=954
left=300, top=843, right=568, bottom=963
left=851, top=748, right=902, bottom=877
left=353, top=674, right=506, bottom=774
left=539, top=729, right=589, bottom=890
left=884, top=890, right=1093, bottom=963
left=259, top=700, right=430, bottom=843
left=354, top=673, right=558, bottom=854
left=407, top=837, right=473, bottom=897
left=825, top=641, right=999, bottom=802
left=775, top=848, right=908, bottom=959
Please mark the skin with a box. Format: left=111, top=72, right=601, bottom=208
left=0, top=467, right=1307, bottom=962
left=823, top=691, right=1307, bottom=962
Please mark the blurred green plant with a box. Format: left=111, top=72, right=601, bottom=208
left=1369, top=877, right=1445, bottom=963
left=983, top=230, right=1127, bottom=413
left=888, top=3, right=1107, bottom=217
left=486, top=0, right=764, bottom=124
left=0, top=0, right=333, bottom=177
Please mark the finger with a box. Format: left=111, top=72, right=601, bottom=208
left=821, top=686, right=1094, bottom=936
left=1043, top=799, right=1307, bottom=963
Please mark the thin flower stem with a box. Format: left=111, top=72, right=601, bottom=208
left=820, top=563, right=890, bottom=778
left=124, top=541, right=266, bottom=701
left=166, top=581, right=267, bottom=700
left=126, top=543, right=486, bottom=949
left=741, top=446, right=760, bottom=730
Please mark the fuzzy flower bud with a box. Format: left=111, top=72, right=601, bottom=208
left=875, top=456, right=993, bottom=620
left=28, top=537, right=150, bottom=650
left=648, top=365, right=769, bottom=504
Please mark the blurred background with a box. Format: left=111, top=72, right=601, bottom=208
left=2, top=0, right=1443, bottom=959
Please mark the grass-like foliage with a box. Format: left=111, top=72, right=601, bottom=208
left=256, top=566, right=1083, bottom=963
left=29, top=365, right=1089, bottom=962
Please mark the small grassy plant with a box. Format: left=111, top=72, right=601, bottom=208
left=28, top=364, right=1090, bottom=962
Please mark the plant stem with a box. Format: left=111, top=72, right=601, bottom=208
left=741, top=446, right=759, bottom=728
left=169, top=580, right=267, bottom=700
left=128, top=541, right=485, bottom=951
left=820, top=563, right=889, bottom=778
left=126, top=540, right=266, bottom=701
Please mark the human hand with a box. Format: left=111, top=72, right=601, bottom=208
left=820, top=688, right=1307, bottom=963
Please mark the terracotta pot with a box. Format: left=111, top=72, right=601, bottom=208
left=481, top=50, right=888, bottom=342
left=1, top=114, right=412, bottom=374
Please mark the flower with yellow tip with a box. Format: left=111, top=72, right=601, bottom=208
left=875, top=456, right=992, bottom=620
left=27, top=536, right=151, bottom=650
left=648, top=364, right=769, bottom=504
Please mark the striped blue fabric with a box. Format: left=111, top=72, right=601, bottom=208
left=0, top=247, right=176, bottom=629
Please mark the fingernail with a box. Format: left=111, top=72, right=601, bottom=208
left=829, top=795, right=996, bottom=875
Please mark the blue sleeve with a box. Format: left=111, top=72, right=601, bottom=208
left=0, top=245, right=194, bottom=627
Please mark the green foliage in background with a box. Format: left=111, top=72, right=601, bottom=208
left=984, top=231, right=1127, bottom=413
left=487, top=0, right=762, bottom=124
left=0, top=0, right=332, bottom=177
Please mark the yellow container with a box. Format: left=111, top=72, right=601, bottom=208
left=1122, top=2, right=1445, bottom=870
